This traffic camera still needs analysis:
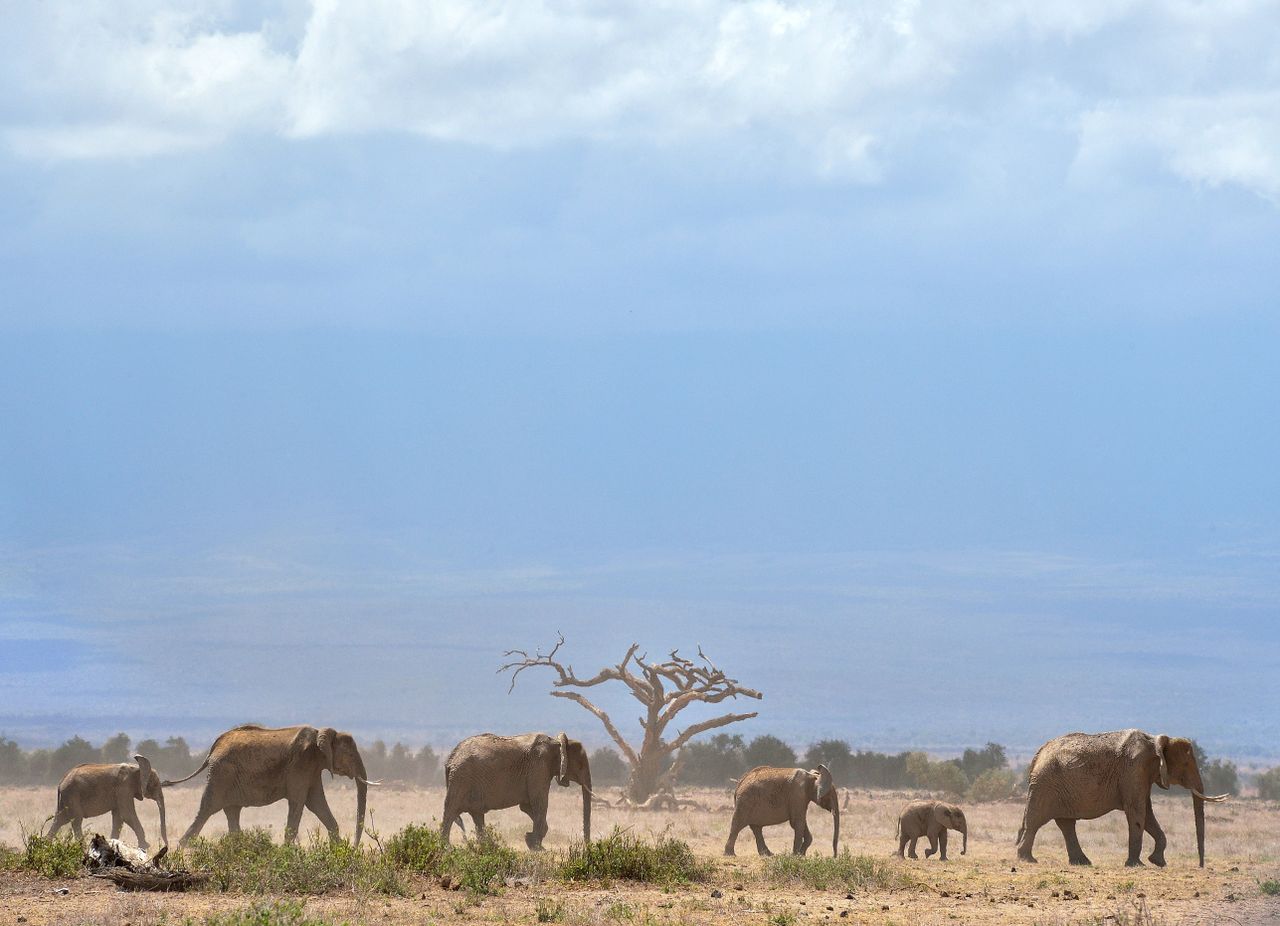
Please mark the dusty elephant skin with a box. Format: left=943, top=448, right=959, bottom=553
left=1016, top=729, right=1230, bottom=868
left=724, top=764, right=838, bottom=857
left=441, top=731, right=591, bottom=849
left=165, top=724, right=377, bottom=847
left=48, top=755, right=166, bottom=850
left=897, top=799, right=966, bottom=860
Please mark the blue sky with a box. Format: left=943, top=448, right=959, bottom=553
left=1, top=2, right=1278, bottom=761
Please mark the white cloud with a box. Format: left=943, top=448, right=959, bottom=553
left=1076, top=93, right=1280, bottom=202
left=3, top=1, right=1280, bottom=198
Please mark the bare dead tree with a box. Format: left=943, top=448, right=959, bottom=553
left=500, top=635, right=763, bottom=802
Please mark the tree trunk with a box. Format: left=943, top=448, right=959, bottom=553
left=627, top=751, right=667, bottom=803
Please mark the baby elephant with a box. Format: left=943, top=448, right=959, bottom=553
left=896, top=800, right=966, bottom=861
left=725, top=764, right=839, bottom=857
left=49, top=755, right=166, bottom=850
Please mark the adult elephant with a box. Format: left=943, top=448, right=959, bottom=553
left=48, top=755, right=166, bottom=850
left=724, top=764, right=838, bottom=857
left=441, top=732, right=591, bottom=849
left=1016, top=730, right=1229, bottom=868
left=165, top=724, right=377, bottom=847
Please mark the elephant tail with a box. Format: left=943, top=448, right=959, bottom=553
left=161, top=757, right=210, bottom=787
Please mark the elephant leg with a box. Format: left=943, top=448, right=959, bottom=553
left=122, top=806, right=148, bottom=851
left=908, top=836, right=919, bottom=859
left=1016, top=804, right=1049, bottom=864
left=938, top=830, right=950, bottom=861
left=71, top=817, right=83, bottom=841
left=923, top=833, right=938, bottom=858
left=440, top=790, right=462, bottom=844
left=1055, top=819, right=1091, bottom=865
left=307, top=784, right=341, bottom=843
left=1123, top=802, right=1147, bottom=867
left=724, top=812, right=746, bottom=856
left=48, top=808, right=73, bottom=838
left=110, top=809, right=123, bottom=839
left=1144, top=798, right=1167, bottom=867
left=224, top=807, right=242, bottom=834
left=750, top=824, right=772, bottom=857
left=521, top=798, right=549, bottom=850
left=469, top=812, right=487, bottom=837
left=284, top=799, right=306, bottom=845
left=791, top=821, right=811, bottom=856
left=180, top=790, right=221, bottom=847
left=897, top=831, right=909, bottom=858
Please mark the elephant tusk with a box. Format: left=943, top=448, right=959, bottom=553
left=1190, top=789, right=1229, bottom=802
left=357, top=778, right=384, bottom=787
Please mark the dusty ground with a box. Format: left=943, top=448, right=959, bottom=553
left=2, top=784, right=1277, bottom=924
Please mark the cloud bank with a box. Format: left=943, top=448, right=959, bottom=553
left=5, top=1, right=1280, bottom=199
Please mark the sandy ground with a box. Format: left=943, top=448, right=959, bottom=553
left=2, top=784, right=1278, bottom=925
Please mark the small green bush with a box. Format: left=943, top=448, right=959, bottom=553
left=175, top=830, right=403, bottom=896
left=535, top=897, right=565, bottom=922
left=560, top=828, right=710, bottom=885
left=1256, top=766, right=1280, bottom=801
left=1260, top=880, right=1280, bottom=897
left=199, top=900, right=346, bottom=926
left=968, top=767, right=1017, bottom=802
left=383, top=823, right=446, bottom=874
left=766, top=852, right=909, bottom=892
left=10, top=833, right=83, bottom=879
left=445, top=831, right=520, bottom=895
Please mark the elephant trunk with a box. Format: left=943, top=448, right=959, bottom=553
left=353, top=752, right=369, bottom=847
left=155, top=788, right=168, bottom=847
left=581, top=768, right=592, bottom=843
left=830, top=794, right=840, bottom=857
left=1194, top=793, right=1205, bottom=868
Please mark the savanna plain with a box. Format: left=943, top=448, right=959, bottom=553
left=2, top=784, right=1278, bottom=926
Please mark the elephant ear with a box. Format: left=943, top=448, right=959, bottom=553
left=317, top=728, right=337, bottom=772
left=133, top=755, right=152, bottom=802
left=1154, top=734, right=1170, bottom=789
left=289, top=727, right=321, bottom=768
left=814, top=764, right=834, bottom=804
left=556, top=732, right=570, bottom=786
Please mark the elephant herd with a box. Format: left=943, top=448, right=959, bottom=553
left=47, top=725, right=1229, bottom=869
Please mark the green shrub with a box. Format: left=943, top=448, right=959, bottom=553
left=535, top=897, right=565, bottom=922
left=444, top=830, right=520, bottom=895
left=1260, top=880, right=1280, bottom=897
left=1256, top=766, right=1280, bottom=801
left=560, top=828, right=711, bottom=884
left=967, top=767, right=1017, bottom=802
left=383, top=823, right=446, bottom=874
left=175, top=829, right=403, bottom=895
left=199, top=900, right=346, bottom=926
left=11, top=833, right=83, bottom=879
left=765, top=852, right=909, bottom=892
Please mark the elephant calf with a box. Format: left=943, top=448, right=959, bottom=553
left=49, top=755, right=166, bottom=850
left=896, top=800, right=967, bottom=861
left=724, top=764, right=839, bottom=857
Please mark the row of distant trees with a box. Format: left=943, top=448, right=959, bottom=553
left=0, top=732, right=1267, bottom=800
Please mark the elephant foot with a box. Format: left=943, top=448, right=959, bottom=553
left=757, top=849, right=773, bottom=858
left=924, top=849, right=935, bottom=858
left=1016, top=852, right=1037, bottom=865
left=908, top=852, right=919, bottom=860
left=939, top=855, right=948, bottom=862
left=1124, top=859, right=1145, bottom=868
left=525, top=834, right=545, bottom=851
left=724, top=849, right=735, bottom=857
left=1068, top=856, right=1092, bottom=867
left=1148, top=852, right=1166, bottom=868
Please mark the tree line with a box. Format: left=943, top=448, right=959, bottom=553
left=0, top=732, right=1262, bottom=800
left=0, top=734, right=443, bottom=787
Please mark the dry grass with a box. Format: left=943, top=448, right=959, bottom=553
left=1, top=785, right=1277, bottom=925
